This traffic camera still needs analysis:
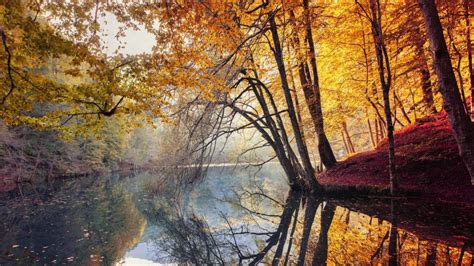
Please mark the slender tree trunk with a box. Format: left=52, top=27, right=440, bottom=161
left=368, top=118, right=377, bottom=148
left=289, top=11, right=328, bottom=172
left=367, top=0, right=398, bottom=194
left=342, top=121, right=355, bottom=153
left=379, top=118, right=386, bottom=139
left=375, top=118, right=380, bottom=144
left=341, top=130, right=350, bottom=155
left=302, top=0, right=337, bottom=169
left=249, top=48, right=311, bottom=188
left=383, top=91, right=397, bottom=195
left=286, top=34, right=308, bottom=146
left=447, top=26, right=469, bottom=114
left=298, top=62, right=332, bottom=165
left=418, top=0, right=474, bottom=184
left=415, top=39, right=437, bottom=114
left=394, top=91, right=412, bottom=124
left=464, top=0, right=474, bottom=120
left=269, top=14, right=320, bottom=190
left=289, top=66, right=307, bottom=145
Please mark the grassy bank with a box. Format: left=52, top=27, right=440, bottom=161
left=319, top=111, right=474, bottom=205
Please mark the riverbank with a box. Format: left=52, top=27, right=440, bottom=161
left=319, top=111, right=474, bottom=205
left=2, top=111, right=473, bottom=206
left=0, top=161, right=151, bottom=193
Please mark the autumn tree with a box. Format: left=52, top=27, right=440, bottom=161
left=466, top=0, right=474, bottom=120
left=356, top=0, right=398, bottom=193
left=417, top=0, right=474, bottom=184
left=301, top=0, right=337, bottom=168
left=0, top=1, right=185, bottom=134
left=2, top=0, right=473, bottom=190
left=397, top=0, right=437, bottom=115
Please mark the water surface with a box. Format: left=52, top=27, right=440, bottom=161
left=0, top=165, right=472, bottom=265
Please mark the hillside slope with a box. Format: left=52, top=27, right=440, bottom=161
left=319, top=111, right=474, bottom=205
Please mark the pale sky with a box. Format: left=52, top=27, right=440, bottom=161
left=100, top=12, right=155, bottom=56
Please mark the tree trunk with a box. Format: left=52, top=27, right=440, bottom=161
left=367, top=118, right=377, bottom=148
left=375, top=118, right=380, bottom=144
left=464, top=0, right=474, bottom=120
left=289, top=11, right=330, bottom=171
left=341, top=130, right=350, bottom=155
left=299, top=62, right=336, bottom=169
left=447, top=25, right=469, bottom=114
left=368, top=0, right=398, bottom=194
left=269, top=14, right=321, bottom=190
left=286, top=34, right=308, bottom=147
left=379, top=118, right=386, bottom=139
left=289, top=66, right=307, bottom=145
left=418, top=0, right=474, bottom=184
left=342, top=121, right=355, bottom=153
left=394, top=91, right=412, bottom=124
left=302, top=0, right=337, bottom=169
left=414, top=38, right=437, bottom=114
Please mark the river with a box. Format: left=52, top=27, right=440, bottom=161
left=0, top=165, right=472, bottom=265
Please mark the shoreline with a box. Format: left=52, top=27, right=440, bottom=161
left=2, top=111, right=473, bottom=206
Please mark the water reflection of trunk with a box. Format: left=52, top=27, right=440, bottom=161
left=272, top=198, right=300, bottom=264
left=283, top=205, right=300, bottom=265
left=292, top=198, right=337, bottom=266
left=296, top=197, right=322, bottom=265
left=243, top=193, right=337, bottom=266
left=246, top=190, right=301, bottom=265
left=388, top=199, right=398, bottom=266
left=311, top=202, right=336, bottom=266
left=425, top=242, right=437, bottom=266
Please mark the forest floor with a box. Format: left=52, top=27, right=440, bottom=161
left=319, top=109, right=474, bottom=206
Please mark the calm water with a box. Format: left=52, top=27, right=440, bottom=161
left=0, top=165, right=473, bottom=265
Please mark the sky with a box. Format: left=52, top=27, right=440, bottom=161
left=100, top=12, right=155, bottom=56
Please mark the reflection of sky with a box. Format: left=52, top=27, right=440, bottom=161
left=119, top=256, right=159, bottom=265
left=123, top=164, right=288, bottom=264
left=3, top=164, right=471, bottom=265
left=122, top=165, right=474, bottom=265
left=122, top=243, right=158, bottom=265
left=187, top=165, right=287, bottom=226
left=123, top=224, right=167, bottom=265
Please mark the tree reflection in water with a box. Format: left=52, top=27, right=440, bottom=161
left=148, top=181, right=473, bottom=265
left=2, top=168, right=472, bottom=265
left=388, top=199, right=398, bottom=266
left=150, top=210, right=226, bottom=264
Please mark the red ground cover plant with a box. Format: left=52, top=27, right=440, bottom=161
left=319, top=107, right=474, bottom=205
